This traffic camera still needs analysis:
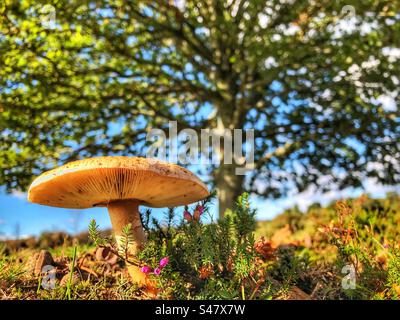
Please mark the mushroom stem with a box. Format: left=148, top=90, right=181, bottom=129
left=107, top=199, right=147, bottom=286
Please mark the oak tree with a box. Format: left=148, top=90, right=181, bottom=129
left=1, top=0, right=399, bottom=216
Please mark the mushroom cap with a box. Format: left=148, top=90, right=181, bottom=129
left=28, top=156, right=209, bottom=209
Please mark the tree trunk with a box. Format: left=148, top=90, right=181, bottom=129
left=213, top=96, right=247, bottom=218
left=215, top=162, right=244, bottom=218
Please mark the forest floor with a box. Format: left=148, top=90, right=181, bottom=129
left=1, top=193, right=400, bottom=300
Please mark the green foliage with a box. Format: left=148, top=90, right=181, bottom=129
left=84, top=192, right=270, bottom=299
left=271, top=246, right=310, bottom=286
left=330, top=201, right=400, bottom=300
left=0, top=254, right=25, bottom=285
left=65, top=245, right=77, bottom=300
left=230, top=193, right=257, bottom=243
left=88, top=218, right=141, bottom=266
left=138, top=192, right=272, bottom=299
left=1, top=0, right=399, bottom=208
left=119, top=223, right=134, bottom=259
left=259, top=193, right=400, bottom=299
left=387, top=249, right=400, bottom=299
left=88, top=219, right=106, bottom=247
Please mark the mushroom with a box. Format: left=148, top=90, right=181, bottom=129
left=28, top=156, right=209, bottom=285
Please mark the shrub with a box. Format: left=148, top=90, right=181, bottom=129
left=88, top=192, right=284, bottom=299
left=138, top=192, right=276, bottom=299
left=321, top=198, right=400, bottom=299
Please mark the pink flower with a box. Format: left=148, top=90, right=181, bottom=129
left=184, top=210, right=193, bottom=222
left=159, top=257, right=169, bottom=268
left=154, top=268, right=161, bottom=275
left=140, top=265, right=152, bottom=274
left=197, top=205, right=204, bottom=215
left=193, top=205, right=204, bottom=221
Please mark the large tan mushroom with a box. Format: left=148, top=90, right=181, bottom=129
left=28, top=156, right=209, bottom=285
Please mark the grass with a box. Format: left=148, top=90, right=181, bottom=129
left=1, top=192, right=400, bottom=300
left=65, top=245, right=77, bottom=300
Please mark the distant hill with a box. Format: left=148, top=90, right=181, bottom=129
left=256, top=192, right=400, bottom=249
left=2, top=192, right=399, bottom=253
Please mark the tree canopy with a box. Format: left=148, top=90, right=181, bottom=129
left=1, top=0, right=399, bottom=215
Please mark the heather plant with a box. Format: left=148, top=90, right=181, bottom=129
left=87, top=191, right=279, bottom=299
left=320, top=198, right=400, bottom=299
left=86, top=192, right=400, bottom=300
left=386, top=248, right=400, bottom=299
left=138, top=192, right=275, bottom=299
left=253, top=193, right=400, bottom=300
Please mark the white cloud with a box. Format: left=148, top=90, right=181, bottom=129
left=254, top=179, right=400, bottom=220
left=296, top=176, right=399, bottom=212
left=0, top=234, right=33, bottom=241
left=362, top=179, right=400, bottom=196
left=11, top=190, right=27, bottom=200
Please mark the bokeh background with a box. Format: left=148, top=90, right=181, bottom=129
left=1, top=0, right=399, bottom=239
